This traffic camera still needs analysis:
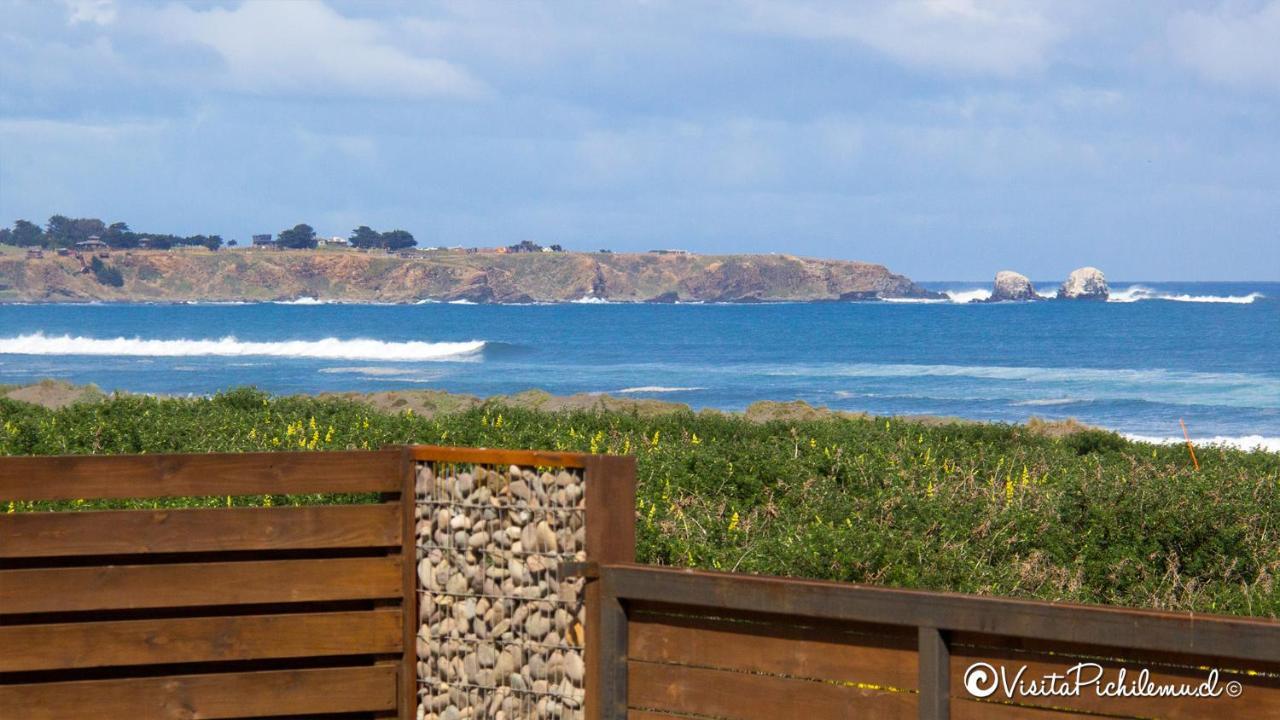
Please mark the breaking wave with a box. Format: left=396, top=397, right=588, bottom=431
left=1123, top=434, right=1280, bottom=454
left=615, top=386, right=706, bottom=394
left=1108, top=285, right=1263, bottom=304
left=943, top=288, right=992, bottom=303
left=0, top=333, right=486, bottom=362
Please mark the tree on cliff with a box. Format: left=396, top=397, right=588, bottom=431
left=349, top=225, right=381, bottom=248
left=45, top=216, right=106, bottom=247
left=9, top=220, right=44, bottom=247
left=277, top=224, right=317, bottom=249
left=381, top=229, right=416, bottom=250
left=348, top=226, right=415, bottom=250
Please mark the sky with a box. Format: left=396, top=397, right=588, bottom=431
left=1, top=1, right=1278, bottom=280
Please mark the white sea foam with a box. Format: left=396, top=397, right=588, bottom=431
left=615, top=386, right=706, bottom=394
left=943, top=288, right=992, bottom=303
left=1123, top=434, right=1280, bottom=453
left=881, top=297, right=949, bottom=304
left=273, top=297, right=326, bottom=305
left=1108, top=285, right=1263, bottom=304
left=571, top=296, right=613, bottom=304
left=0, top=333, right=485, bottom=362
left=447, top=299, right=477, bottom=305
left=1012, top=398, right=1083, bottom=406
left=757, top=362, right=1280, bottom=409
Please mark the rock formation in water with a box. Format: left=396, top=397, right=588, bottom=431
left=1057, top=267, right=1109, bottom=301
left=985, top=271, right=1041, bottom=302
left=0, top=249, right=944, bottom=304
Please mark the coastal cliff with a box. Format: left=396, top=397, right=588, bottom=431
left=0, top=249, right=939, bottom=303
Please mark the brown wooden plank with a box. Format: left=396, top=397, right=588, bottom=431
left=952, top=701, right=1126, bottom=719
left=627, top=660, right=916, bottom=720
left=0, top=665, right=398, bottom=720
left=0, top=556, right=402, bottom=614
left=0, top=449, right=401, bottom=501
left=629, top=707, right=721, bottom=712
left=0, top=503, right=400, bottom=558
left=949, top=643, right=1280, bottom=720
left=600, top=563, right=1280, bottom=665
left=410, top=444, right=589, bottom=468
left=627, top=605, right=917, bottom=690
left=0, top=608, right=402, bottom=672
left=397, top=449, right=416, bottom=720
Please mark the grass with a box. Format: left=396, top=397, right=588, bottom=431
left=2, top=387, right=1278, bottom=618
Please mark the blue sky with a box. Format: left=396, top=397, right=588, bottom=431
left=1, top=1, right=1277, bottom=280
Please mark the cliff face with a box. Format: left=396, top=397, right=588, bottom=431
left=0, top=249, right=938, bottom=303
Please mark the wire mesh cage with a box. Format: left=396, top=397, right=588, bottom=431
left=415, top=460, right=587, bottom=720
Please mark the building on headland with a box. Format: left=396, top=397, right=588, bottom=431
left=650, top=249, right=691, bottom=255
left=75, top=238, right=109, bottom=257
left=251, top=234, right=275, bottom=249
left=319, top=236, right=348, bottom=247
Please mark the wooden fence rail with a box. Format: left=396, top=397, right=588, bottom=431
left=575, top=562, right=1280, bottom=720
left=0, top=449, right=415, bottom=720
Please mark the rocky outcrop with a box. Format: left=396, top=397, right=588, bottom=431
left=1057, top=267, right=1109, bottom=301
left=0, top=249, right=941, bottom=304
left=986, top=271, right=1040, bottom=302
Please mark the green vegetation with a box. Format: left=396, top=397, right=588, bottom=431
left=2, top=388, right=1278, bottom=618
left=1, top=215, right=223, bottom=250
left=349, top=225, right=417, bottom=250
left=89, top=256, right=124, bottom=287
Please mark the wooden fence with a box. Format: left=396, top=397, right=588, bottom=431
left=6, top=447, right=1280, bottom=720
left=0, top=449, right=416, bottom=720
left=0, top=446, right=635, bottom=720
left=578, top=562, right=1280, bottom=720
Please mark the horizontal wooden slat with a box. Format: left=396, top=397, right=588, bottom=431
left=627, top=660, right=916, bottom=720
left=0, top=608, right=402, bottom=672
left=0, top=556, right=402, bottom=614
left=0, top=665, right=398, bottom=720
left=410, top=445, right=588, bottom=468
left=0, top=503, right=401, bottom=558
left=628, top=604, right=916, bottom=690
left=0, top=450, right=401, bottom=501
left=600, top=564, right=1280, bottom=665
left=949, top=643, right=1280, bottom=720
left=952, top=701, right=1116, bottom=719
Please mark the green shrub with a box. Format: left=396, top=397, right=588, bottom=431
left=89, top=256, right=124, bottom=287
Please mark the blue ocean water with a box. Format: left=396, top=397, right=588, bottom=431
left=0, top=281, right=1276, bottom=448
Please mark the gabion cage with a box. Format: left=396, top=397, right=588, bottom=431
left=415, top=461, right=587, bottom=720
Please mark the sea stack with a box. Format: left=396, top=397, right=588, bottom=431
left=1057, top=267, right=1109, bottom=301
left=986, top=270, right=1040, bottom=302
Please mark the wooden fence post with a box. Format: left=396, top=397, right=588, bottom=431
left=918, top=626, right=950, bottom=720
left=583, top=455, right=637, bottom=720
left=398, top=447, right=418, bottom=720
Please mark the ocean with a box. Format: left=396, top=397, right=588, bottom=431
left=1, top=281, right=1276, bottom=450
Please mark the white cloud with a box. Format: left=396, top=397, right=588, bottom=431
left=1168, top=1, right=1280, bottom=92
left=65, top=0, right=117, bottom=26
left=745, top=0, right=1063, bottom=76
left=140, top=1, right=486, bottom=99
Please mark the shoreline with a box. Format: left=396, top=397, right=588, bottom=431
left=5, top=380, right=1277, bottom=454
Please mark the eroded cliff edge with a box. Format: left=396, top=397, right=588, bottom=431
left=0, top=250, right=940, bottom=303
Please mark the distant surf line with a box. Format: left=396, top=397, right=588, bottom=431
left=0, top=333, right=486, bottom=362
